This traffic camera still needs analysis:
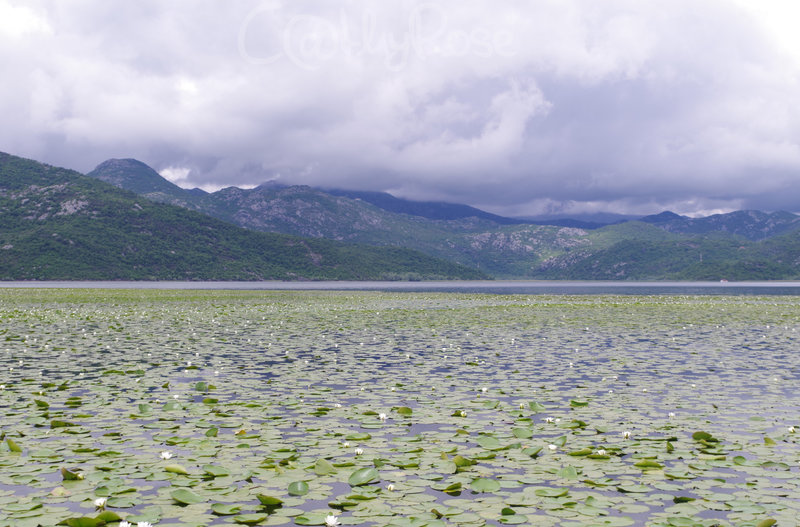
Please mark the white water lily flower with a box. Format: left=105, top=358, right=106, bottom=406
left=622, top=431, right=632, bottom=439
left=481, top=387, right=488, bottom=393
left=789, top=426, right=796, bottom=433
left=325, top=515, right=340, bottom=527
left=342, top=441, right=350, bottom=448
left=354, top=447, right=363, bottom=455
left=118, top=522, right=131, bottom=527
left=544, top=417, right=554, bottom=423
left=94, top=497, right=107, bottom=509
left=596, top=449, right=606, bottom=456
left=548, top=444, right=557, bottom=452
left=160, top=451, right=173, bottom=460
left=387, top=483, right=395, bottom=491
left=459, top=410, right=467, bottom=417
left=378, top=413, right=387, bottom=421
left=668, top=412, right=676, bottom=418
left=137, top=522, right=153, bottom=527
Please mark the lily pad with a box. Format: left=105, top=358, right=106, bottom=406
left=314, top=458, right=336, bottom=476
left=470, top=478, right=501, bottom=493
left=348, top=467, right=380, bottom=487
left=288, top=481, right=310, bottom=496
left=211, top=503, right=242, bottom=515
left=233, top=513, right=269, bottom=525
left=171, top=488, right=206, bottom=505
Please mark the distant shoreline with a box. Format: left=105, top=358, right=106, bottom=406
left=3, top=280, right=800, bottom=295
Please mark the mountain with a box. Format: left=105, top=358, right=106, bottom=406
left=0, top=153, right=487, bottom=281
left=88, top=158, right=206, bottom=207
left=519, top=212, right=637, bottom=229
left=325, top=189, right=527, bottom=224
left=85, top=157, right=800, bottom=280
left=534, top=223, right=800, bottom=280
left=86, top=160, right=594, bottom=276
left=639, top=209, right=800, bottom=241
left=639, top=211, right=688, bottom=224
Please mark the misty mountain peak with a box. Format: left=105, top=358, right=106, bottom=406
left=88, top=158, right=185, bottom=197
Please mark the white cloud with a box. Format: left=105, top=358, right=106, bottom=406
left=3, top=0, right=800, bottom=216
left=159, top=166, right=191, bottom=185
left=0, top=1, right=50, bottom=38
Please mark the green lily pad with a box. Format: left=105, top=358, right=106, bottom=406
left=233, top=514, right=269, bottom=525
left=295, top=513, right=333, bottom=525
left=171, top=488, right=206, bottom=505
left=60, top=467, right=82, bottom=480
left=63, top=518, right=103, bottom=527
left=202, top=464, right=231, bottom=478
left=476, top=435, right=502, bottom=450
left=211, top=503, right=242, bottom=515
left=470, top=477, right=501, bottom=493
left=512, top=428, right=533, bottom=439
left=349, top=467, right=380, bottom=487
left=256, top=494, right=284, bottom=506
left=499, top=515, right=529, bottom=525
left=164, top=464, right=190, bottom=475
left=635, top=460, right=664, bottom=470
left=345, top=433, right=371, bottom=441
left=314, top=458, right=336, bottom=476
left=534, top=487, right=568, bottom=497
left=288, top=480, right=310, bottom=496
left=528, top=402, right=546, bottom=412
left=6, top=437, right=22, bottom=453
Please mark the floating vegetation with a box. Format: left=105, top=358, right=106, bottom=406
left=1, top=288, right=800, bottom=526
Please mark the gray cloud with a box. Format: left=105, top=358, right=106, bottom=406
left=2, top=0, right=800, bottom=216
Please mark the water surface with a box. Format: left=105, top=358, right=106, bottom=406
left=4, top=279, right=800, bottom=295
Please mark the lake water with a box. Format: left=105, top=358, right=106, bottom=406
left=2, top=289, right=800, bottom=525
left=3, top=280, right=800, bottom=295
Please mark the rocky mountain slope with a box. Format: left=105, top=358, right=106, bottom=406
left=0, top=153, right=487, bottom=281
left=86, top=158, right=800, bottom=280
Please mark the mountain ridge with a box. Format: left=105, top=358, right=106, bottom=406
left=0, top=152, right=487, bottom=281
left=73, top=156, right=800, bottom=279
left=88, top=158, right=800, bottom=240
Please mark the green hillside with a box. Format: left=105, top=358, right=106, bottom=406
left=83, top=156, right=800, bottom=280
left=0, top=153, right=487, bottom=281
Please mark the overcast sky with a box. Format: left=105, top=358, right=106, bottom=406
left=2, top=0, right=800, bottom=217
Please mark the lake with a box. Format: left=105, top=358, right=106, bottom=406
left=3, top=279, right=800, bottom=295
left=0, top=288, right=798, bottom=526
